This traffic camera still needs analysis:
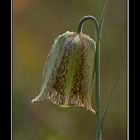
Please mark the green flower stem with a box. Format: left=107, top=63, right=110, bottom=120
left=95, top=38, right=101, bottom=140
left=76, top=16, right=101, bottom=140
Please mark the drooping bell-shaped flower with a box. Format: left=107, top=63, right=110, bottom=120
left=31, top=31, right=96, bottom=114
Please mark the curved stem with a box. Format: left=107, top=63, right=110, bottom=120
left=76, top=15, right=99, bottom=41
left=76, top=15, right=101, bottom=140
left=76, top=0, right=108, bottom=139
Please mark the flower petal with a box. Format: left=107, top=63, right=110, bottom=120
left=31, top=32, right=96, bottom=114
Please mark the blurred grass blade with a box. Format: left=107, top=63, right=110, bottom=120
left=101, top=61, right=127, bottom=129
left=98, top=0, right=108, bottom=39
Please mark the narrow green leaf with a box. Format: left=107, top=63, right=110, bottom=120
left=101, top=61, right=127, bottom=129
left=98, top=0, right=108, bottom=39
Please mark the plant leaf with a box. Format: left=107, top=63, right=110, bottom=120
left=101, top=61, right=127, bottom=129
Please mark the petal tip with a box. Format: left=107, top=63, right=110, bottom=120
left=92, top=109, right=96, bottom=115
left=31, top=97, right=40, bottom=103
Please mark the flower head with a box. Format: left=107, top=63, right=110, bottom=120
left=31, top=31, right=96, bottom=114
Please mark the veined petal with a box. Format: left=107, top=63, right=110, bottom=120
left=31, top=31, right=96, bottom=114
left=31, top=31, right=75, bottom=102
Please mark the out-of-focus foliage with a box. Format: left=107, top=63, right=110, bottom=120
left=13, top=0, right=127, bottom=140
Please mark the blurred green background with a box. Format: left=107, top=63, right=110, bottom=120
left=13, top=0, right=127, bottom=140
